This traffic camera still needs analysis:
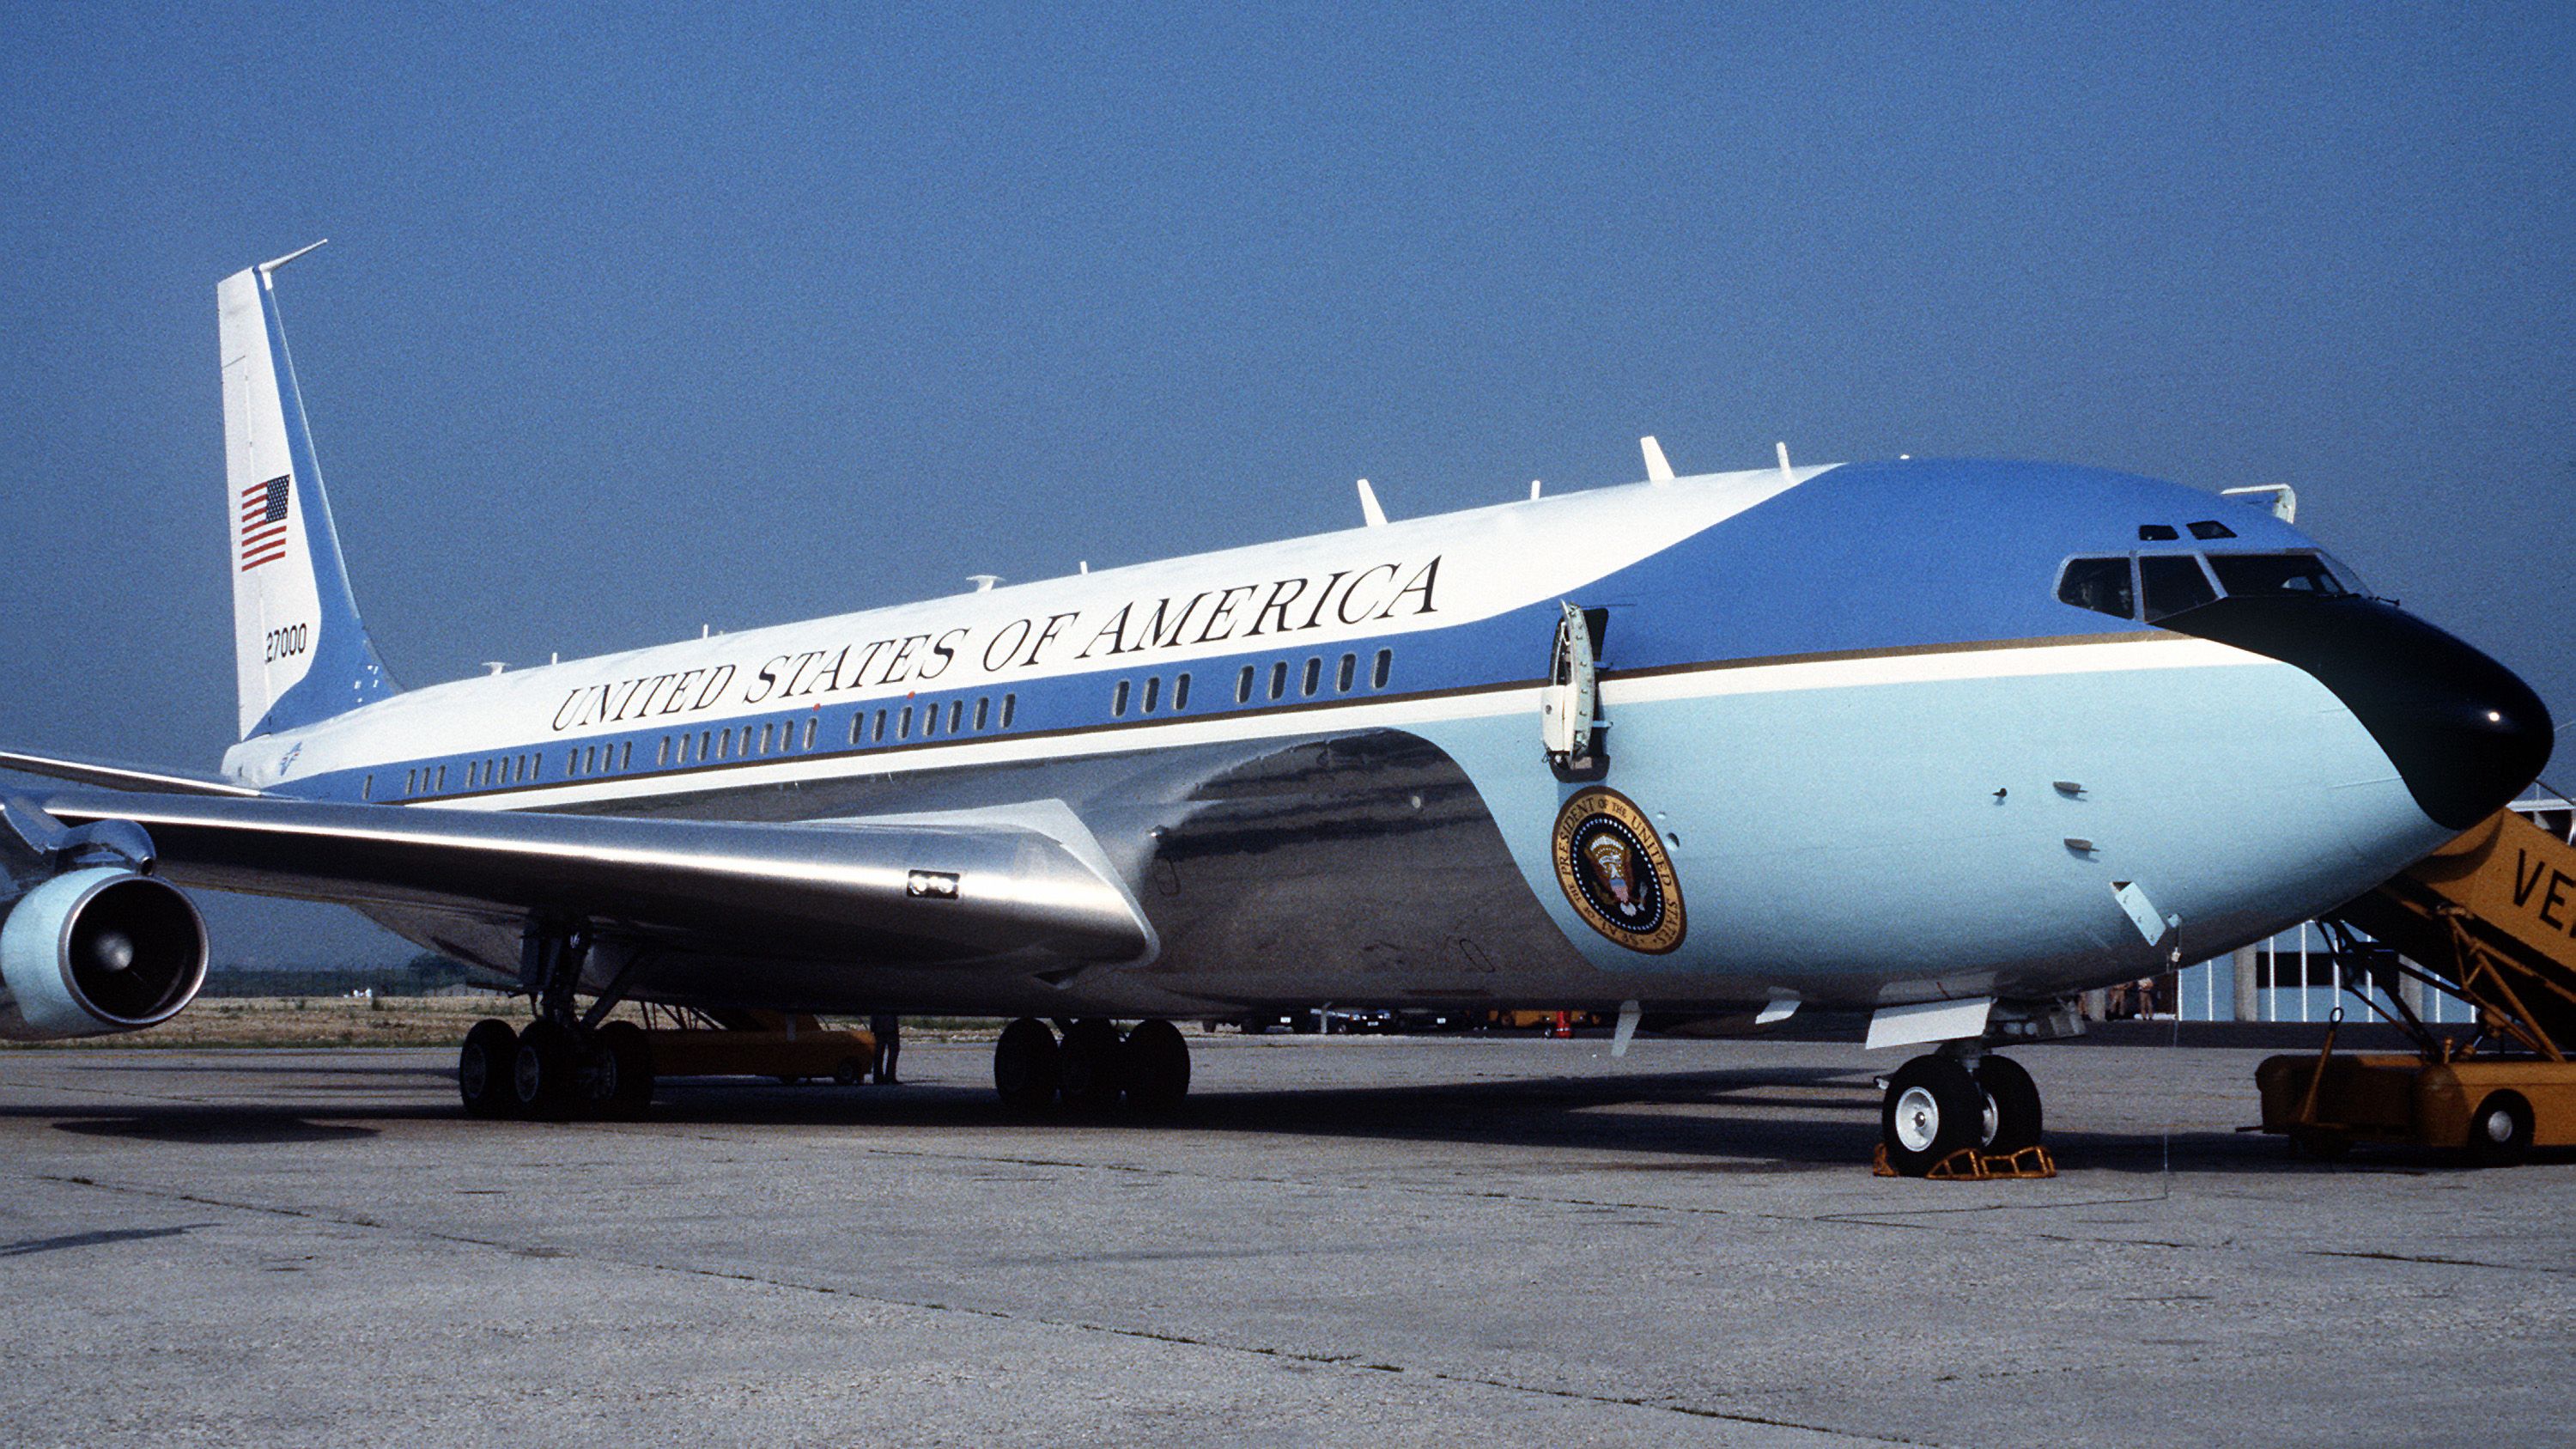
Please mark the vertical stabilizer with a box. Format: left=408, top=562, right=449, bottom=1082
left=217, top=254, right=396, bottom=740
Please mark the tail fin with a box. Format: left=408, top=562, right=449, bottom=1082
left=216, top=247, right=396, bottom=740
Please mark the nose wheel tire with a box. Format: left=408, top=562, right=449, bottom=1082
left=993, top=1017, right=1062, bottom=1112
left=1121, top=1020, right=1192, bottom=1113
left=458, top=1019, right=521, bottom=1118
left=1973, top=1054, right=2044, bottom=1153
left=1880, top=1055, right=1985, bottom=1176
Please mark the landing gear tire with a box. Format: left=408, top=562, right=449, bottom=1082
left=834, top=1056, right=869, bottom=1087
left=1058, top=1018, right=1125, bottom=1113
left=1880, top=1055, right=1984, bottom=1176
left=597, top=1020, right=655, bottom=1120
left=993, top=1018, right=1061, bottom=1112
left=1121, top=1020, right=1191, bottom=1114
left=459, top=1019, right=521, bottom=1119
left=512, top=1019, right=579, bottom=1122
left=1974, top=1055, right=2044, bottom=1153
left=2466, top=1092, right=2533, bottom=1167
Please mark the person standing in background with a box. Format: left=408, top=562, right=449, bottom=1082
left=872, top=1013, right=901, bottom=1085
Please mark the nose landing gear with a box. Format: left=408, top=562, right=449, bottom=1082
left=1878, top=1050, right=2047, bottom=1177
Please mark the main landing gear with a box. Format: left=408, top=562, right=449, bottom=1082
left=993, top=1017, right=1191, bottom=1116
left=1879, top=1050, right=2043, bottom=1177
left=455, top=922, right=654, bottom=1122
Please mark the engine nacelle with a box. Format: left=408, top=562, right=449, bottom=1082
left=0, top=867, right=208, bottom=1040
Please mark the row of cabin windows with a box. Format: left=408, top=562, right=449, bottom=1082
left=657, top=713, right=822, bottom=769
left=384, top=691, right=1027, bottom=799
left=848, top=691, right=1018, bottom=746
left=1111, top=648, right=1394, bottom=718
left=1238, top=648, right=1393, bottom=705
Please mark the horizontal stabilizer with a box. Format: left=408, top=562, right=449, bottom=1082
left=0, top=750, right=262, bottom=799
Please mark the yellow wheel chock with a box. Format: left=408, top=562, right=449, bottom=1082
left=1872, top=1142, right=2057, bottom=1179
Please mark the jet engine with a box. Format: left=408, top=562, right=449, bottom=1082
left=0, top=867, right=208, bottom=1040
left=0, top=804, right=209, bottom=1041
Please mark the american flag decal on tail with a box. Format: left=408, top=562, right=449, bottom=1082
left=240, top=474, right=290, bottom=570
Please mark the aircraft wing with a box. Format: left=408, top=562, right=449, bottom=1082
left=30, top=787, right=1151, bottom=969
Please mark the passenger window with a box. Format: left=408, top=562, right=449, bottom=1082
left=1001, top=694, right=1016, bottom=728
left=2140, top=555, right=2218, bottom=622
left=898, top=706, right=913, bottom=739
left=872, top=709, right=887, bottom=742
left=720, top=729, right=733, bottom=759
left=1336, top=654, right=1356, bottom=691
left=362, top=774, right=374, bottom=801
left=1236, top=665, right=1254, bottom=704
left=1173, top=673, right=1191, bottom=710
left=620, top=742, right=633, bottom=770
left=948, top=700, right=963, bottom=733
left=435, top=765, right=447, bottom=791
left=975, top=697, right=990, bottom=731
left=1372, top=649, right=1391, bottom=689
left=405, top=769, right=416, bottom=795
left=925, top=703, right=940, bottom=738
left=699, top=731, right=711, bottom=760
left=1302, top=658, right=1321, bottom=696
left=2056, top=557, right=2136, bottom=620
left=1143, top=676, right=1161, bottom=713
left=1268, top=661, right=1287, bottom=700
left=2207, top=552, right=2352, bottom=599
left=586, top=746, right=600, bottom=774
left=850, top=714, right=864, bottom=746
left=1113, top=680, right=1131, bottom=716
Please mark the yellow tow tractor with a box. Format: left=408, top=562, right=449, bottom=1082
left=2257, top=806, right=2576, bottom=1164
left=629, top=1006, right=878, bottom=1086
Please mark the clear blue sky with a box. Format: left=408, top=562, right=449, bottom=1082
left=3, top=3, right=2570, bottom=965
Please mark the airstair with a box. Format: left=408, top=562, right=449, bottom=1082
left=2254, top=807, right=2576, bottom=1162
left=2246, top=799, right=2576, bottom=1160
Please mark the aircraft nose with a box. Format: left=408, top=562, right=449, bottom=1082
left=2164, top=596, right=2552, bottom=831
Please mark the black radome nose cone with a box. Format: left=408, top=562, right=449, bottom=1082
left=2160, top=597, right=2553, bottom=831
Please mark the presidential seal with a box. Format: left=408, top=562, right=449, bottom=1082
left=1551, top=787, right=1685, bottom=953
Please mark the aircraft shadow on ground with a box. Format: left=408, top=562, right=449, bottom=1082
left=9, top=1056, right=2559, bottom=1173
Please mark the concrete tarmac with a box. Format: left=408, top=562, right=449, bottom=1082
left=1, top=1032, right=2567, bottom=1447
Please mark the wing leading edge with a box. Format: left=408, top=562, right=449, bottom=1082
left=37, top=788, right=1151, bottom=970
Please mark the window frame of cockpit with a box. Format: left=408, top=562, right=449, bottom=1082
left=2055, top=546, right=2363, bottom=626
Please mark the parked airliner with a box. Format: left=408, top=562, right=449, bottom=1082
left=0, top=250, right=2549, bottom=1172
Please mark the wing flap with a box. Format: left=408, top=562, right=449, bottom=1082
left=39, top=788, right=1149, bottom=968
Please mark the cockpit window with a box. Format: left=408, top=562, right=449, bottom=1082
left=2206, top=552, right=2353, bottom=599
left=2057, top=557, right=2135, bottom=620
left=2186, top=520, right=2237, bottom=540
left=2140, top=554, right=2218, bottom=621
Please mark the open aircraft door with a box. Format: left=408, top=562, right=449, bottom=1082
left=1541, top=601, right=1609, bottom=782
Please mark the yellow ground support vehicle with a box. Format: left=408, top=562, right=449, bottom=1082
left=2257, top=807, right=2576, bottom=1164
left=634, top=1007, right=878, bottom=1085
